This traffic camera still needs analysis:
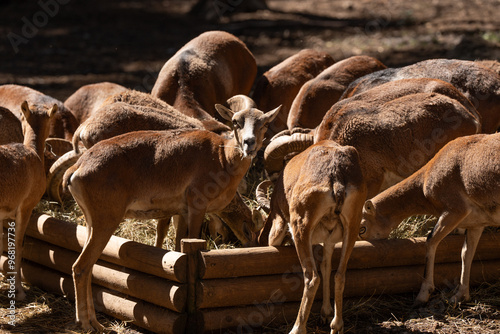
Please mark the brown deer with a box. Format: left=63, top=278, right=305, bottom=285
left=360, top=132, right=500, bottom=306
left=264, top=78, right=481, bottom=198
left=49, top=94, right=260, bottom=247
left=151, top=30, right=256, bottom=132
left=252, top=49, right=335, bottom=141
left=341, top=59, right=500, bottom=133
left=0, top=84, right=78, bottom=140
left=62, top=99, right=279, bottom=331
left=0, top=101, right=55, bottom=300
left=260, top=140, right=366, bottom=334
left=63, top=81, right=127, bottom=124
left=287, top=55, right=386, bottom=130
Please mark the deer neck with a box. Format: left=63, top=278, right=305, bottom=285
left=375, top=173, right=432, bottom=230
left=23, top=125, right=45, bottom=162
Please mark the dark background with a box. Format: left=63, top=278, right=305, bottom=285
left=1, top=0, right=499, bottom=103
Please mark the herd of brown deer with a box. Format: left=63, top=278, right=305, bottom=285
left=0, top=30, right=499, bottom=334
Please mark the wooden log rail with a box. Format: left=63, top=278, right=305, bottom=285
left=24, top=214, right=187, bottom=282
left=0, top=255, right=187, bottom=334
left=1, top=213, right=499, bottom=333
left=197, top=233, right=500, bottom=331
left=1, top=214, right=189, bottom=334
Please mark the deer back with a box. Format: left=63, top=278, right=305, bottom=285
left=316, top=92, right=480, bottom=196
left=152, top=31, right=257, bottom=125
left=0, top=106, right=23, bottom=145
left=342, top=59, right=500, bottom=133
left=0, top=84, right=78, bottom=140
left=288, top=55, right=386, bottom=129
left=64, top=82, right=127, bottom=124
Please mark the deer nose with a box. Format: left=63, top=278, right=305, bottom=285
left=243, top=137, right=255, bottom=148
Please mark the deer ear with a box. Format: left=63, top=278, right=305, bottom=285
left=48, top=104, right=58, bottom=117
left=20, top=101, right=30, bottom=119
left=363, top=200, right=376, bottom=216
left=215, top=104, right=234, bottom=122
left=262, top=105, right=281, bottom=124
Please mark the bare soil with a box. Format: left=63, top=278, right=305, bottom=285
left=1, top=0, right=499, bottom=333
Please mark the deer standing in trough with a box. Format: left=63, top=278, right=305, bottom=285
left=261, top=140, right=366, bottom=334
left=360, top=132, right=500, bottom=306
left=0, top=101, right=55, bottom=300
left=62, top=98, right=280, bottom=332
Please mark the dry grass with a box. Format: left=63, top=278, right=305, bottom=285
left=389, top=215, right=437, bottom=240
left=246, top=281, right=500, bottom=334
left=0, top=279, right=133, bottom=334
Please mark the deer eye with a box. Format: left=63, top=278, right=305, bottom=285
left=233, top=119, right=242, bottom=129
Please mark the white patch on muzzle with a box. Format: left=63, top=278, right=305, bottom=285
left=240, top=118, right=257, bottom=158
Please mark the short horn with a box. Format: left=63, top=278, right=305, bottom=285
left=255, top=180, right=273, bottom=213
left=226, top=95, right=257, bottom=112
left=46, top=149, right=84, bottom=203
left=264, top=132, right=314, bottom=175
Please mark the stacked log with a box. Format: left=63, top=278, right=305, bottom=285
left=198, top=233, right=500, bottom=332
left=1, top=214, right=188, bottom=334
left=1, top=213, right=499, bottom=333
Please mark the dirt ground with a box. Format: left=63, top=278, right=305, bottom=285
left=1, top=0, right=500, bottom=333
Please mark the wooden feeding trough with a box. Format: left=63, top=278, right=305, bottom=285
left=2, top=213, right=500, bottom=333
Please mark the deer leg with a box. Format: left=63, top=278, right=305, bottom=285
left=268, top=214, right=288, bottom=247
left=172, top=215, right=187, bottom=251
left=72, top=215, right=119, bottom=332
left=290, top=232, right=319, bottom=334
left=415, top=209, right=469, bottom=306
left=320, top=239, right=335, bottom=324
left=155, top=217, right=172, bottom=248
left=187, top=207, right=206, bottom=240
left=450, top=227, right=484, bottom=304
left=257, top=210, right=274, bottom=246
left=330, top=202, right=362, bottom=334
